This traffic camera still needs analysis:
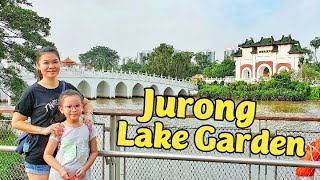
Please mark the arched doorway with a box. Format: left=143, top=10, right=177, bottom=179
left=278, top=66, right=289, bottom=73
left=242, top=68, right=251, bottom=80
left=257, top=65, right=272, bottom=80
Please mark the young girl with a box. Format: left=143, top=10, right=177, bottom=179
left=44, top=89, right=98, bottom=180
left=11, top=47, right=93, bottom=180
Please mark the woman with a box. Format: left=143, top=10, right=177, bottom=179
left=11, top=47, right=93, bottom=180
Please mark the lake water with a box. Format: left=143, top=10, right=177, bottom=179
left=91, top=98, right=320, bottom=114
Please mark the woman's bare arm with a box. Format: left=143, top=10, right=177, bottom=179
left=12, top=112, right=63, bottom=135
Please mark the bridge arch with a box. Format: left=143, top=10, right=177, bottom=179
left=53, top=69, right=196, bottom=99
left=164, top=87, right=174, bottom=96
left=115, top=82, right=128, bottom=98
left=132, top=83, right=144, bottom=97
left=178, top=89, right=188, bottom=97
left=96, top=81, right=111, bottom=98
left=77, top=80, right=92, bottom=99
left=150, top=85, right=160, bottom=95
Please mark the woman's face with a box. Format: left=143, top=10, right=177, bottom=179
left=36, top=52, right=61, bottom=79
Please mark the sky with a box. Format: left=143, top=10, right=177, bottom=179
left=29, top=0, right=320, bottom=62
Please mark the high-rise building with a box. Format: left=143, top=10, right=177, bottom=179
left=202, top=50, right=215, bottom=62
left=190, top=50, right=216, bottom=64
left=120, top=56, right=137, bottom=66
left=224, top=49, right=235, bottom=60
left=137, top=50, right=151, bottom=64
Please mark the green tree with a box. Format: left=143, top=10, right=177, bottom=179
left=143, top=43, right=174, bottom=76
left=203, top=58, right=235, bottom=78
left=221, top=58, right=235, bottom=75
left=299, top=47, right=313, bottom=68
left=194, top=52, right=213, bottom=71
left=169, top=51, right=193, bottom=79
left=310, top=37, right=320, bottom=62
left=121, top=61, right=141, bottom=72
left=301, top=64, right=320, bottom=81
left=79, top=46, right=120, bottom=70
left=0, top=0, right=54, bottom=104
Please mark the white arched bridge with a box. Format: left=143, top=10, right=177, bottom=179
left=23, top=69, right=197, bottom=99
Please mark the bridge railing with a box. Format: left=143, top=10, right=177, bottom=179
left=59, top=68, right=197, bottom=87
left=1, top=107, right=320, bottom=179
left=203, top=76, right=236, bottom=84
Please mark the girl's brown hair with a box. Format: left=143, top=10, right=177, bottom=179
left=58, top=89, right=84, bottom=106
left=50, top=89, right=84, bottom=124
left=35, top=47, right=60, bottom=80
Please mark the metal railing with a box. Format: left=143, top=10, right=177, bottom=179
left=1, top=145, right=320, bottom=167
left=1, top=145, right=320, bottom=180
left=2, top=107, right=320, bottom=179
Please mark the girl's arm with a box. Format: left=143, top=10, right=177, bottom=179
left=75, top=137, right=98, bottom=178
left=11, top=112, right=63, bottom=135
left=43, top=138, right=71, bottom=179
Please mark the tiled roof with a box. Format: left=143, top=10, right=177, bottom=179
left=271, top=45, right=278, bottom=52
left=274, top=34, right=299, bottom=45
left=232, top=48, right=242, bottom=57
left=239, top=35, right=299, bottom=48
left=288, top=44, right=304, bottom=54
left=192, top=74, right=204, bottom=79
left=61, top=57, right=77, bottom=65
left=254, top=36, right=274, bottom=46
left=251, top=47, right=257, bottom=54
left=239, top=38, right=255, bottom=47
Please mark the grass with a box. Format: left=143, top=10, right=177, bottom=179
left=0, top=128, right=27, bottom=179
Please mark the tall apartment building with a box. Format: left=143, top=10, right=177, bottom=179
left=224, top=49, right=235, bottom=60
left=202, top=50, right=215, bottom=62
left=137, top=50, right=151, bottom=64
left=120, top=56, right=137, bottom=66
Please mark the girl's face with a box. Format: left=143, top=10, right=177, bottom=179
left=59, top=95, right=83, bottom=121
left=36, top=52, right=61, bottom=79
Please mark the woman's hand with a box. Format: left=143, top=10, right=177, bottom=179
left=83, top=112, right=94, bottom=125
left=42, top=123, right=64, bottom=136
left=51, top=123, right=64, bottom=137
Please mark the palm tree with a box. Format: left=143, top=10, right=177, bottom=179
left=310, top=37, right=320, bottom=62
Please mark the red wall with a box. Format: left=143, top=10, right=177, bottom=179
left=276, top=63, right=291, bottom=71
left=240, top=64, right=252, bottom=78
left=255, top=61, right=273, bottom=74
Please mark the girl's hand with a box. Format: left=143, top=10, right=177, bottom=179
left=75, top=167, right=87, bottom=179
left=58, top=168, right=71, bottom=180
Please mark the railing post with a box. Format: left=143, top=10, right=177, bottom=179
left=110, top=115, right=120, bottom=180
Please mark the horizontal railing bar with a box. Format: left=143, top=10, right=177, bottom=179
left=0, top=145, right=319, bottom=168
left=99, top=151, right=320, bottom=168
left=2, top=106, right=320, bottom=122
left=0, top=145, right=16, bottom=152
